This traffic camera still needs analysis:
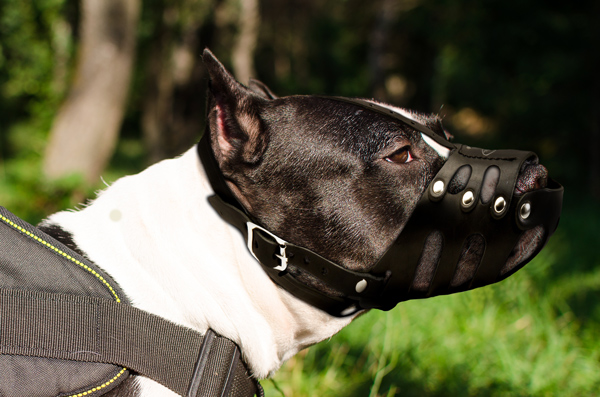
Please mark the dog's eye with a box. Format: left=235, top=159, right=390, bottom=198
left=386, top=147, right=413, bottom=164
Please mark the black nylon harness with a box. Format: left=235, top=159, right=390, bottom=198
left=199, top=96, right=564, bottom=317
left=0, top=206, right=262, bottom=397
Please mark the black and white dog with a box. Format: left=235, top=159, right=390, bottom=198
left=36, top=50, right=557, bottom=395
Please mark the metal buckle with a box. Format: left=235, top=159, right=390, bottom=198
left=246, top=222, right=289, bottom=271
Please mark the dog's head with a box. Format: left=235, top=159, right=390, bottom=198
left=199, top=49, right=563, bottom=316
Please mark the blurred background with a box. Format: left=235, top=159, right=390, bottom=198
left=0, top=0, right=598, bottom=395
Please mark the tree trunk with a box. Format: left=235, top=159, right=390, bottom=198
left=591, top=2, right=600, bottom=200
left=141, top=0, right=212, bottom=164
left=141, top=3, right=178, bottom=164
left=232, top=0, right=260, bottom=84
left=368, top=0, right=420, bottom=101
left=368, top=0, right=398, bottom=101
left=44, top=0, right=141, bottom=183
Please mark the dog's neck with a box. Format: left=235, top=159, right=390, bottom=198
left=45, top=147, right=354, bottom=382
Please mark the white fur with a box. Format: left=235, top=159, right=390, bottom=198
left=45, top=147, right=354, bottom=396
left=421, top=133, right=451, bottom=159
left=364, top=99, right=419, bottom=122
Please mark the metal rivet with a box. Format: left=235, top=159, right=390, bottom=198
left=432, top=180, right=445, bottom=194
left=520, top=202, right=531, bottom=219
left=462, top=190, right=474, bottom=207
left=340, top=305, right=359, bottom=316
left=355, top=279, right=368, bottom=293
left=494, top=196, right=506, bottom=214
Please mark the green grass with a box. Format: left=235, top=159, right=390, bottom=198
left=263, top=197, right=600, bottom=396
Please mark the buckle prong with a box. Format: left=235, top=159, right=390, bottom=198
left=246, top=222, right=289, bottom=271
left=274, top=246, right=289, bottom=271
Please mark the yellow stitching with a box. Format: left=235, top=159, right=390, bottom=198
left=66, top=367, right=128, bottom=397
left=0, top=214, right=121, bottom=303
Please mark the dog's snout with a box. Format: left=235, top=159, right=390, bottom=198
left=515, top=163, right=548, bottom=195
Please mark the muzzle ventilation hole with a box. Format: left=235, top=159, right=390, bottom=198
left=411, top=231, right=443, bottom=292
left=450, top=234, right=485, bottom=287
left=448, top=165, right=472, bottom=194
left=481, top=166, right=500, bottom=204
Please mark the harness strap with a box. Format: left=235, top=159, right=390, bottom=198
left=0, top=288, right=261, bottom=397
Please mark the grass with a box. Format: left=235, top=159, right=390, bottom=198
left=263, top=196, right=600, bottom=396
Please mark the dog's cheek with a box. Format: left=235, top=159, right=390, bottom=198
left=345, top=167, right=425, bottom=265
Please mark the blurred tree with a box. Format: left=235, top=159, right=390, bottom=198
left=232, top=0, right=259, bottom=83
left=590, top=1, right=600, bottom=199
left=43, top=0, right=140, bottom=183
left=368, top=0, right=398, bottom=101
left=140, top=0, right=216, bottom=163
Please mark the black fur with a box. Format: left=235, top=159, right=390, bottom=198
left=203, top=50, right=448, bottom=298
left=38, top=223, right=89, bottom=258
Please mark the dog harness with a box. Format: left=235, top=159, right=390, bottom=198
left=199, top=96, right=564, bottom=317
left=0, top=206, right=262, bottom=397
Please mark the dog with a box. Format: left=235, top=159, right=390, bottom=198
left=3, top=49, right=560, bottom=396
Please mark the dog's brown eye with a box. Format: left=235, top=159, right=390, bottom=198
left=386, top=148, right=413, bottom=164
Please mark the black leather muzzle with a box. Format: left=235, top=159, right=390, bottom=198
left=366, top=142, right=563, bottom=310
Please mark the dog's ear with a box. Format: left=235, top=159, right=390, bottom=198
left=202, top=49, right=268, bottom=168
left=248, top=79, right=279, bottom=99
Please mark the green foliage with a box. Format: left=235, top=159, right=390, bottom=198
left=0, top=0, right=70, bottom=137
left=0, top=0, right=73, bottom=211
left=0, top=155, right=89, bottom=225
left=0, top=125, right=144, bottom=224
